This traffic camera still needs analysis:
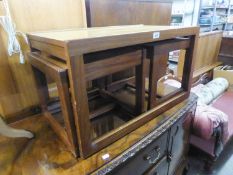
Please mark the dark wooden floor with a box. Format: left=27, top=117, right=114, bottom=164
left=188, top=139, right=233, bottom=175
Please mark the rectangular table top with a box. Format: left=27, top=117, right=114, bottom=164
left=27, top=25, right=199, bottom=58
left=28, top=25, right=197, bottom=42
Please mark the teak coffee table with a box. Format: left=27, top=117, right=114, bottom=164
left=27, top=25, right=199, bottom=158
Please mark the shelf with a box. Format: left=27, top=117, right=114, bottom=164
left=217, top=13, right=228, bottom=16
left=201, top=6, right=228, bottom=10
left=216, top=7, right=229, bottom=9
left=200, top=15, right=213, bottom=18
left=200, top=23, right=226, bottom=26
left=202, top=6, right=214, bottom=9
left=200, top=24, right=211, bottom=26
left=193, top=62, right=223, bottom=78
left=213, top=22, right=226, bottom=25
left=172, top=14, right=183, bottom=17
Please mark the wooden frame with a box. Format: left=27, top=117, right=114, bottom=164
left=28, top=53, right=78, bottom=156
left=144, top=37, right=195, bottom=109
left=27, top=25, right=199, bottom=158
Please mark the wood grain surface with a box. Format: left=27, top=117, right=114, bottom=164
left=86, top=0, right=172, bottom=27
left=0, top=95, right=196, bottom=175
left=178, top=31, right=223, bottom=79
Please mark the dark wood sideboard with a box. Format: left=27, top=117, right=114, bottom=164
left=0, top=92, right=197, bottom=175
left=93, top=94, right=197, bottom=175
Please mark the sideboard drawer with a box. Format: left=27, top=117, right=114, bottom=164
left=110, top=131, right=169, bottom=175
left=144, top=155, right=169, bottom=175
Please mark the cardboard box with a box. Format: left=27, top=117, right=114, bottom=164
left=214, top=66, right=233, bottom=85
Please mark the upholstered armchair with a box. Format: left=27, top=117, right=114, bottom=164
left=157, top=74, right=233, bottom=170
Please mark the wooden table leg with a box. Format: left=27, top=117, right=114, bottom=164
left=68, top=56, right=92, bottom=158
left=182, top=36, right=197, bottom=92
left=56, top=71, right=79, bottom=156
left=135, top=49, right=146, bottom=114
left=148, top=53, right=168, bottom=110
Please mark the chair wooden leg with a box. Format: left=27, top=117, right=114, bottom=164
left=204, top=159, right=214, bottom=173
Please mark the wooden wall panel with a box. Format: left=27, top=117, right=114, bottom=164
left=194, top=31, right=223, bottom=72
left=7, top=0, right=87, bottom=32
left=86, top=0, right=172, bottom=27
left=86, top=0, right=172, bottom=81
left=0, top=0, right=86, bottom=119
left=0, top=30, right=18, bottom=116
left=178, top=31, right=223, bottom=79
left=0, top=2, right=19, bottom=116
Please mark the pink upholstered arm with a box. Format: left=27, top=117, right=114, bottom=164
left=192, top=104, right=229, bottom=141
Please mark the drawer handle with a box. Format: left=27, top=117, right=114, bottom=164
left=174, top=126, right=179, bottom=136
left=167, top=153, right=173, bottom=162
left=144, top=146, right=161, bottom=164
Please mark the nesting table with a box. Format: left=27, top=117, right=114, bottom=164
left=27, top=25, right=199, bottom=158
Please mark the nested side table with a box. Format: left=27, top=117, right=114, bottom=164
left=29, top=52, right=78, bottom=156
left=29, top=46, right=146, bottom=157
left=27, top=25, right=199, bottom=158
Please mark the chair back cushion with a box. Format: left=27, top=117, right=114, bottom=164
left=191, top=78, right=229, bottom=105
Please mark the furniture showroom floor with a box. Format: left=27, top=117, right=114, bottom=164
left=188, top=139, right=233, bottom=175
